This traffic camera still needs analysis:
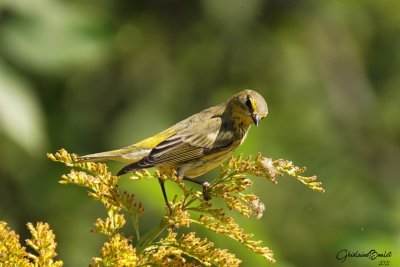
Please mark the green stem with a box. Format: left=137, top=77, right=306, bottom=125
left=209, top=172, right=238, bottom=187
left=182, top=196, right=199, bottom=209
left=136, top=218, right=169, bottom=254
left=130, top=210, right=140, bottom=242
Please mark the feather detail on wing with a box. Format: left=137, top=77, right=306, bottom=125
left=117, top=116, right=236, bottom=175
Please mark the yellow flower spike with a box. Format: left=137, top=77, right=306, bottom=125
left=0, top=221, right=30, bottom=267
left=25, top=222, right=63, bottom=266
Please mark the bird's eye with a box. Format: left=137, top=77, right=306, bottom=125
left=245, top=97, right=253, bottom=112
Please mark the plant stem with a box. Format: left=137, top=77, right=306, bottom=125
left=136, top=218, right=169, bottom=254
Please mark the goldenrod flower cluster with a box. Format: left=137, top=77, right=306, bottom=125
left=0, top=222, right=62, bottom=266
left=1, top=148, right=324, bottom=266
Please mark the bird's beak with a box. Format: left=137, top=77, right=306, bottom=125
left=251, top=114, right=260, bottom=126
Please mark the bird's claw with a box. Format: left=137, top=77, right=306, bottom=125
left=202, top=182, right=212, bottom=201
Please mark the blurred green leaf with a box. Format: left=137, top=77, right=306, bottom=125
left=1, top=0, right=111, bottom=74
left=0, top=60, right=47, bottom=154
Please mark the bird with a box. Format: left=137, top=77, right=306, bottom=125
left=78, top=89, right=268, bottom=213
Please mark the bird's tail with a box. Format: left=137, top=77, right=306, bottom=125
left=77, top=146, right=151, bottom=163
left=77, top=151, right=121, bottom=162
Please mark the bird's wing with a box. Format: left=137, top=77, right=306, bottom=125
left=136, top=115, right=235, bottom=167
left=77, top=126, right=179, bottom=163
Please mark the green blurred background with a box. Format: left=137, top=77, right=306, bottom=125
left=0, top=0, right=399, bottom=266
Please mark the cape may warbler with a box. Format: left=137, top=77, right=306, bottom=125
left=79, top=89, right=268, bottom=211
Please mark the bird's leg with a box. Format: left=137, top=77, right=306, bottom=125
left=182, top=177, right=212, bottom=201
left=158, top=178, right=173, bottom=215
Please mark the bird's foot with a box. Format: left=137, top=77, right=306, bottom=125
left=202, top=182, right=212, bottom=201
left=182, top=177, right=212, bottom=201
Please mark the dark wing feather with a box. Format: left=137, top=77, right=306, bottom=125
left=140, top=116, right=234, bottom=166
left=117, top=106, right=233, bottom=175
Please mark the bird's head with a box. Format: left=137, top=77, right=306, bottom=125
left=229, top=89, right=268, bottom=126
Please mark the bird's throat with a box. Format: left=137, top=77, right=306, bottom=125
left=234, top=119, right=251, bottom=140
